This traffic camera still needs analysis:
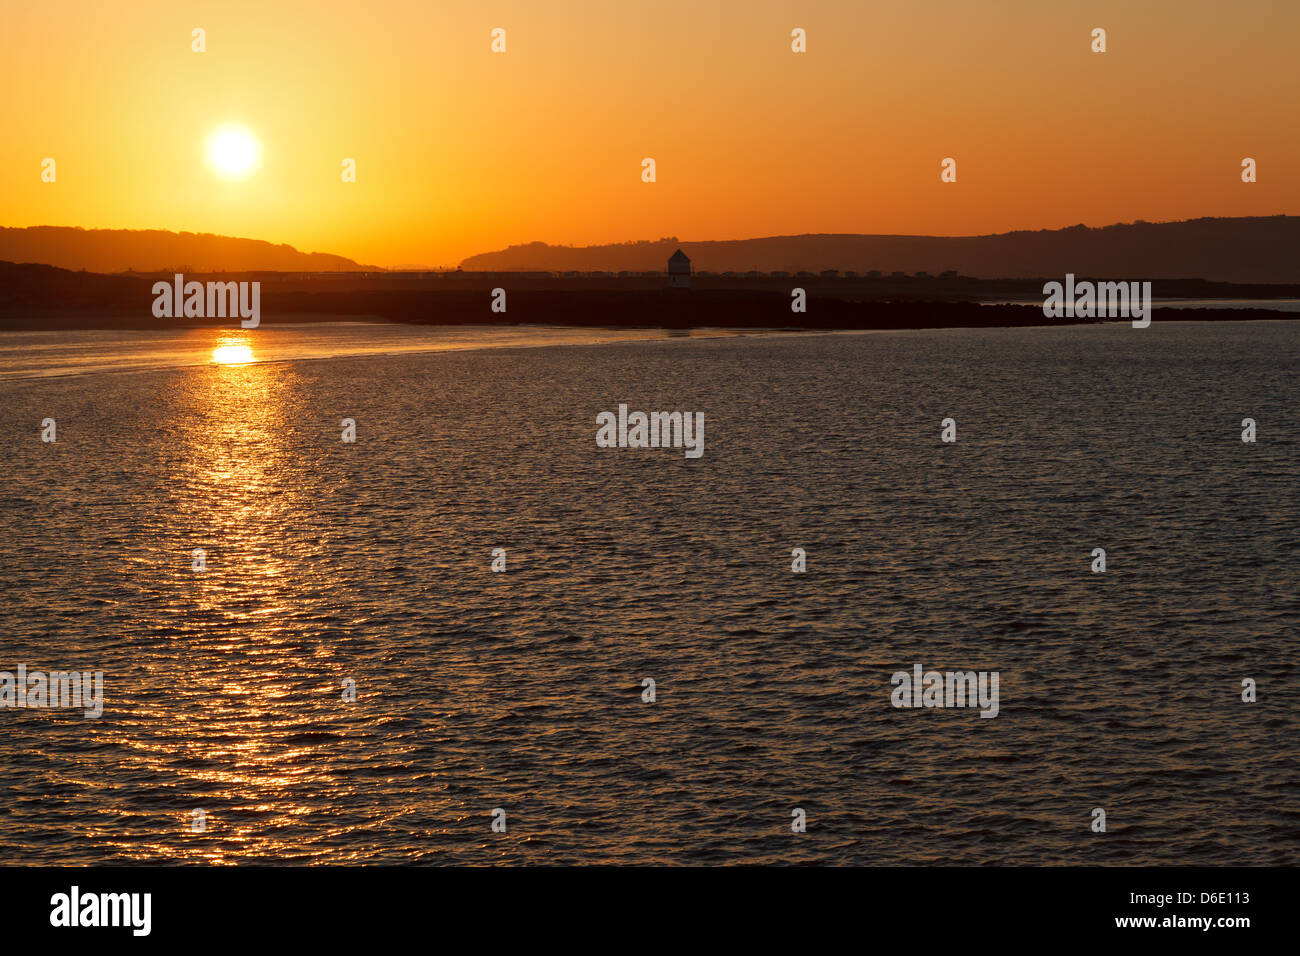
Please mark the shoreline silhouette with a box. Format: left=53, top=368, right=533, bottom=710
left=2, top=259, right=1295, bottom=332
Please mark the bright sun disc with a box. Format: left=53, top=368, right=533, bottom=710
left=206, top=126, right=260, bottom=180
left=212, top=344, right=254, bottom=365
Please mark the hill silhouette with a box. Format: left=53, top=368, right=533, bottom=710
left=460, top=217, right=1300, bottom=283
left=0, top=226, right=378, bottom=274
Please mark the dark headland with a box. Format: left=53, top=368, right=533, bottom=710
left=3, top=216, right=1300, bottom=331
left=1, top=260, right=1296, bottom=331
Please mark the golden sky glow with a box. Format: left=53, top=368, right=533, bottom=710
left=2, top=0, right=1298, bottom=267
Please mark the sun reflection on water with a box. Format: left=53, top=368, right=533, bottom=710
left=212, top=333, right=255, bottom=365
left=96, top=351, right=371, bottom=863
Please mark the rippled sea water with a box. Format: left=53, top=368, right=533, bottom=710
left=1, top=320, right=1296, bottom=865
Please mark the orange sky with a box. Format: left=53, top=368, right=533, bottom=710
left=2, top=0, right=1297, bottom=268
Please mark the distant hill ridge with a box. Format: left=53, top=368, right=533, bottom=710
left=459, top=216, right=1300, bottom=283
left=0, top=226, right=379, bottom=274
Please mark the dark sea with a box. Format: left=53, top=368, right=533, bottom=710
left=1, top=320, right=1296, bottom=865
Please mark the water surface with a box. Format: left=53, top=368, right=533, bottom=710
left=1, top=320, right=1296, bottom=864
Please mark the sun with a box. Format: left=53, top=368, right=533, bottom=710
left=206, top=125, right=261, bottom=180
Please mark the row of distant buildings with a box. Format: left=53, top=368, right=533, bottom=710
left=665, top=248, right=962, bottom=287
left=131, top=250, right=969, bottom=284
left=275, top=251, right=963, bottom=287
